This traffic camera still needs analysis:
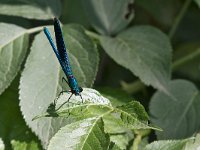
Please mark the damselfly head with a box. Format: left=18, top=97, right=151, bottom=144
left=79, top=87, right=83, bottom=93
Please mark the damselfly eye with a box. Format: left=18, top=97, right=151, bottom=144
left=79, top=87, right=83, bottom=92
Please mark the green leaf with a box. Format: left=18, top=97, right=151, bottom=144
left=100, top=26, right=172, bottom=92
left=0, top=138, right=4, bottom=150
left=96, top=87, right=132, bottom=107
left=144, top=139, right=190, bottom=150
left=102, top=101, right=160, bottom=135
left=32, top=88, right=111, bottom=120
left=116, top=101, right=148, bottom=122
left=41, top=98, right=158, bottom=132
left=33, top=92, right=158, bottom=148
left=48, top=117, right=110, bottom=150
left=82, top=0, right=134, bottom=35
left=145, top=134, right=200, bottom=150
left=0, top=23, right=29, bottom=95
left=0, top=76, right=41, bottom=150
left=0, top=0, right=61, bottom=20
left=150, top=79, right=200, bottom=139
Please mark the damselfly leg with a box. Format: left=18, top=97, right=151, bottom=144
left=54, top=77, right=70, bottom=105
left=56, top=93, right=73, bottom=111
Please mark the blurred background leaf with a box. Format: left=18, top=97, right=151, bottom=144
left=0, top=0, right=61, bottom=20
left=150, top=80, right=200, bottom=139
left=144, top=139, right=190, bottom=150
left=82, top=0, right=134, bottom=35
left=100, top=26, right=172, bottom=92
left=0, top=23, right=28, bottom=95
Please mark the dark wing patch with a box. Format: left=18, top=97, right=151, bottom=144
left=53, top=18, right=73, bottom=75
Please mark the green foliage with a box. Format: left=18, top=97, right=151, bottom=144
left=150, top=80, right=200, bottom=139
left=144, top=134, right=200, bottom=150
left=1, top=0, right=200, bottom=149
left=100, top=26, right=172, bottom=92
left=0, top=0, right=61, bottom=19
left=0, top=23, right=28, bottom=95
left=34, top=89, right=156, bottom=149
left=0, top=76, right=41, bottom=150
left=144, top=139, right=189, bottom=150
left=19, top=25, right=99, bottom=147
left=82, top=0, right=134, bottom=35
left=48, top=118, right=109, bottom=150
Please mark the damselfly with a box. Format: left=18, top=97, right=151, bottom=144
left=44, top=18, right=83, bottom=109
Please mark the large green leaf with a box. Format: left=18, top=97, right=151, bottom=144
left=48, top=117, right=109, bottom=150
left=0, top=23, right=28, bottom=95
left=82, top=0, right=134, bottom=35
left=39, top=97, right=158, bottom=132
left=144, top=139, right=190, bottom=150
left=35, top=96, right=157, bottom=149
left=100, top=26, right=172, bottom=92
left=145, top=134, right=200, bottom=150
left=150, top=80, right=200, bottom=139
left=19, top=24, right=99, bottom=147
left=33, top=93, right=158, bottom=148
left=0, top=76, right=40, bottom=150
left=0, top=0, right=61, bottom=20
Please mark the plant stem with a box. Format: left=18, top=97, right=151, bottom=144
left=168, top=0, right=192, bottom=39
left=132, top=134, right=142, bottom=150
left=27, top=25, right=51, bottom=34
left=121, top=80, right=145, bottom=94
left=172, top=48, right=200, bottom=70
left=85, top=30, right=101, bottom=41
